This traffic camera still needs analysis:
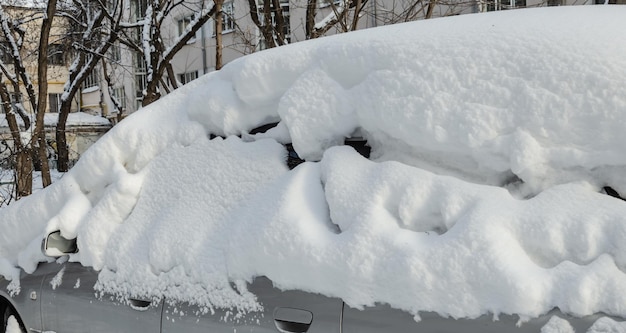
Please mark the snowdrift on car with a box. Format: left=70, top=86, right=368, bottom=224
left=2, top=5, right=626, bottom=323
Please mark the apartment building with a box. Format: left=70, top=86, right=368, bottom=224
left=0, top=1, right=113, bottom=166
left=0, top=1, right=81, bottom=114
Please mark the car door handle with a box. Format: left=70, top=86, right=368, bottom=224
left=273, top=307, right=313, bottom=333
left=128, top=298, right=152, bottom=311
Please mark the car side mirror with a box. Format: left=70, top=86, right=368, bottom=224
left=43, top=231, right=78, bottom=257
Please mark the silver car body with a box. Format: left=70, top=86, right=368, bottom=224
left=1, top=259, right=617, bottom=333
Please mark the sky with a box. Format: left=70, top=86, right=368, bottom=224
left=1, top=5, right=626, bottom=331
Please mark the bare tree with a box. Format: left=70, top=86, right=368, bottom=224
left=215, top=0, right=224, bottom=69
left=243, top=0, right=474, bottom=50
left=0, top=74, right=32, bottom=198
left=359, top=0, right=476, bottom=26
left=0, top=4, right=44, bottom=198
left=101, top=58, right=124, bottom=119
left=32, top=0, right=58, bottom=187
left=117, top=0, right=216, bottom=106
left=55, top=0, right=124, bottom=172
left=245, top=0, right=370, bottom=49
left=248, top=0, right=287, bottom=48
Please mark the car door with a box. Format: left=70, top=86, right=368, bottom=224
left=0, top=264, right=59, bottom=333
left=161, top=276, right=342, bottom=332
left=40, top=262, right=163, bottom=333
left=341, top=303, right=609, bottom=333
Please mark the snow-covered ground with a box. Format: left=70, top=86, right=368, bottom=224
left=1, top=5, right=626, bottom=325
left=0, top=168, right=69, bottom=207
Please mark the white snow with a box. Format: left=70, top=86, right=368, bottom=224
left=0, top=112, right=111, bottom=127
left=5, top=315, right=21, bottom=333
left=587, top=317, right=626, bottom=333
left=49, top=266, right=65, bottom=290
left=1, top=5, right=626, bottom=324
left=314, top=1, right=347, bottom=30
left=541, top=316, right=575, bottom=333
left=81, top=86, right=100, bottom=94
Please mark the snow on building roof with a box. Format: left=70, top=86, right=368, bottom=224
left=44, top=112, right=111, bottom=127
left=1, top=5, right=626, bottom=325
left=0, top=112, right=111, bottom=129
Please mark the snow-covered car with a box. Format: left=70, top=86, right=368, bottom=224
left=0, top=215, right=619, bottom=332
left=2, top=5, right=626, bottom=333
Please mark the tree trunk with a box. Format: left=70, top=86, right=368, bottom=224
left=271, top=0, right=286, bottom=45
left=215, top=0, right=223, bottom=70
left=34, top=0, right=58, bottom=186
left=305, top=0, right=318, bottom=39
left=350, top=0, right=362, bottom=31
left=16, top=150, right=32, bottom=197
left=0, top=81, right=32, bottom=197
left=425, top=0, right=438, bottom=19
left=56, top=102, right=70, bottom=172
left=121, top=1, right=215, bottom=107
left=142, top=82, right=161, bottom=106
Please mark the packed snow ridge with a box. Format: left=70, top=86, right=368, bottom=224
left=1, top=6, right=626, bottom=323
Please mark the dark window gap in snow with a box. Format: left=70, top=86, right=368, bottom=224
left=249, top=122, right=279, bottom=135
left=215, top=123, right=370, bottom=170
left=602, top=186, right=626, bottom=201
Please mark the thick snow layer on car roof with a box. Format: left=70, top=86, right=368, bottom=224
left=2, top=5, right=626, bottom=323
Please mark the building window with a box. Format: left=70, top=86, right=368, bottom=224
left=132, top=0, right=148, bottom=20
left=2, top=92, right=21, bottom=113
left=258, top=0, right=290, bottom=49
left=109, top=43, right=121, bottom=62
left=134, top=50, right=147, bottom=106
left=135, top=74, right=147, bottom=99
left=48, top=44, right=65, bottom=66
left=178, top=15, right=198, bottom=43
left=513, top=0, right=527, bottom=8
left=49, top=93, right=62, bottom=113
left=9, top=93, right=20, bottom=107
left=111, top=87, right=126, bottom=109
left=83, top=70, right=99, bottom=89
left=178, top=71, right=198, bottom=85
left=132, top=26, right=143, bottom=44
left=0, top=42, right=12, bottom=63
left=594, top=0, right=626, bottom=3
left=178, top=16, right=192, bottom=36
left=222, top=2, right=235, bottom=32
left=278, top=4, right=290, bottom=43
left=319, top=0, right=342, bottom=7
left=135, top=52, right=147, bottom=72
left=483, top=0, right=526, bottom=11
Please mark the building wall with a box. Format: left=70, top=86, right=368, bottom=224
left=0, top=5, right=81, bottom=114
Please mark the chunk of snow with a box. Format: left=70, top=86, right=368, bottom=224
left=5, top=315, right=22, bottom=333
left=587, top=317, right=626, bottom=333
left=50, top=266, right=66, bottom=290
left=81, top=86, right=100, bottom=94
left=541, top=316, right=575, bottom=333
